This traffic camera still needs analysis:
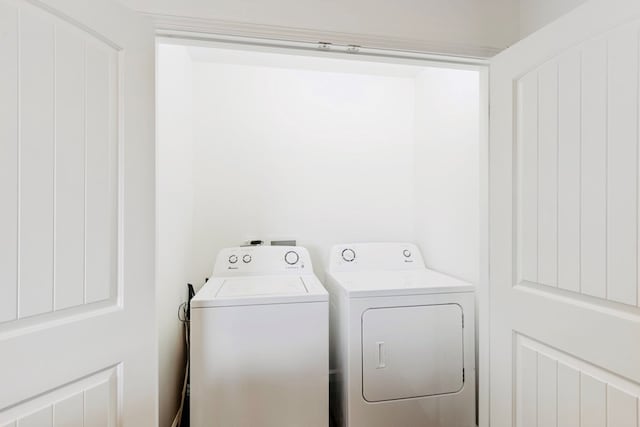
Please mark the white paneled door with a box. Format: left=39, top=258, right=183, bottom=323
left=0, top=0, right=155, bottom=425
left=490, top=0, right=640, bottom=426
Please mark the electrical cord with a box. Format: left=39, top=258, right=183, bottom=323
left=172, top=304, right=189, bottom=427
left=172, top=284, right=195, bottom=427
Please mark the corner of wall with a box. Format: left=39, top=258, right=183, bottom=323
left=156, top=42, right=195, bottom=427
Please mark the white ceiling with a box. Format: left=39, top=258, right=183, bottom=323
left=120, top=0, right=518, bottom=56
left=122, top=0, right=587, bottom=56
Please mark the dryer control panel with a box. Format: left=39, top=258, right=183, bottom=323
left=328, top=242, right=425, bottom=273
left=212, top=246, right=312, bottom=277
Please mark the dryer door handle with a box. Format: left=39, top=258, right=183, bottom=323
left=376, top=341, right=386, bottom=369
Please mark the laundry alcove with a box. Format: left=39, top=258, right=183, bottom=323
left=156, top=38, right=485, bottom=427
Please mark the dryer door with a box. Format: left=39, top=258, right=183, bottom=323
left=362, top=304, right=464, bottom=402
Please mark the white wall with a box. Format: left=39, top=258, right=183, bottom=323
left=518, top=0, right=587, bottom=37
left=187, top=48, right=480, bottom=284
left=189, top=51, right=418, bottom=281
left=414, top=68, right=480, bottom=283
left=119, top=0, right=517, bottom=56
left=156, top=44, right=194, bottom=427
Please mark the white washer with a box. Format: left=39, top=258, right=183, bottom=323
left=190, top=246, right=328, bottom=427
left=326, top=243, right=475, bottom=427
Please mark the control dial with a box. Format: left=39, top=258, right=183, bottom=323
left=403, top=249, right=412, bottom=258
left=228, top=255, right=238, bottom=264
left=284, top=251, right=300, bottom=265
left=242, top=254, right=252, bottom=263
left=342, top=248, right=356, bottom=262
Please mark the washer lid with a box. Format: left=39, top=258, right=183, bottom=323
left=216, top=277, right=308, bottom=298
left=191, top=275, right=328, bottom=308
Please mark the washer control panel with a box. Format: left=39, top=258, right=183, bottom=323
left=341, top=248, right=356, bottom=262
left=329, top=243, right=425, bottom=272
left=213, top=246, right=312, bottom=276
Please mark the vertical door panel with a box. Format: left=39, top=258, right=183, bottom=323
left=85, top=43, right=113, bottom=305
left=54, top=26, right=85, bottom=310
left=18, top=6, right=55, bottom=318
left=18, top=407, right=53, bottom=427
left=581, top=375, right=606, bottom=427
left=580, top=38, right=607, bottom=300
left=53, top=394, right=83, bottom=427
left=606, top=26, right=638, bottom=305
left=0, top=0, right=120, bottom=322
left=84, top=382, right=110, bottom=427
left=0, top=1, right=19, bottom=323
left=557, top=51, right=581, bottom=293
left=515, top=336, right=640, bottom=427
left=537, top=62, right=559, bottom=287
left=518, top=73, right=539, bottom=283
left=537, top=354, right=557, bottom=427
left=607, top=385, right=638, bottom=427
left=557, top=363, right=580, bottom=426
left=516, top=345, right=537, bottom=427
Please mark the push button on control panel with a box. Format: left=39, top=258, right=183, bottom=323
left=284, top=251, right=299, bottom=265
left=342, top=248, right=356, bottom=262
left=242, top=254, right=252, bottom=263
left=228, top=255, right=238, bottom=264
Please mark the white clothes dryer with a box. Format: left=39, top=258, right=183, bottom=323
left=326, top=242, right=475, bottom=427
left=190, top=245, right=328, bottom=427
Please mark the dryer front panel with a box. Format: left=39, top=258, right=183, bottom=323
left=361, top=303, right=464, bottom=402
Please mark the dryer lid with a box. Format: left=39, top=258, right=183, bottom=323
left=329, top=269, right=474, bottom=298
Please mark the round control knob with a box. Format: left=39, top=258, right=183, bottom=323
left=242, top=254, right=252, bottom=263
left=342, top=248, right=356, bottom=262
left=403, top=249, right=412, bottom=258
left=284, top=251, right=299, bottom=265
left=228, top=255, right=238, bottom=264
